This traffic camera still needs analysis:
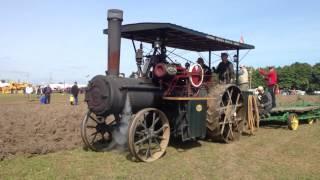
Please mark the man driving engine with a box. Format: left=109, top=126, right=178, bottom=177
left=197, top=57, right=211, bottom=81
left=213, top=52, right=234, bottom=83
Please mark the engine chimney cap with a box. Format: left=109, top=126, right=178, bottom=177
left=107, top=9, right=123, bottom=20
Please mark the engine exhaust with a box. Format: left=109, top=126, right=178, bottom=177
left=107, top=9, right=123, bottom=76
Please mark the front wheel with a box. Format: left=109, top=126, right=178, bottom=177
left=81, top=111, right=115, bottom=151
left=128, top=108, right=170, bottom=162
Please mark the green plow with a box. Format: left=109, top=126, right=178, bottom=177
left=260, top=102, right=320, bottom=130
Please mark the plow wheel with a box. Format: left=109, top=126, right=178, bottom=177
left=128, top=108, right=170, bottom=162
left=287, top=113, right=299, bottom=130
left=81, top=111, right=115, bottom=151
left=308, top=119, right=316, bottom=125
left=206, top=84, right=245, bottom=143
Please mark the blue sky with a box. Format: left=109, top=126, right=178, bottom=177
left=1, top=0, right=319, bottom=83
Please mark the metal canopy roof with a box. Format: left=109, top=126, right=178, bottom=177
left=103, top=23, right=255, bottom=52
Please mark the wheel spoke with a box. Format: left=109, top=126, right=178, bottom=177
left=146, top=138, right=153, bottom=158
left=91, top=132, right=98, bottom=144
left=143, top=117, right=147, bottom=128
left=223, top=125, right=231, bottom=140
left=153, top=137, right=161, bottom=150
left=154, top=125, right=169, bottom=135
left=231, top=94, right=241, bottom=116
left=226, top=89, right=234, bottom=102
left=228, top=123, right=234, bottom=138
left=152, top=112, right=156, bottom=125
left=135, top=131, right=144, bottom=136
left=143, top=112, right=149, bottom=127
left=88, top=114, right=98, bottom=123
left=90, top=131, right=98, bottom=136
left=134, top=136, right=148, bottom=145
left=152, top=117, right=160, bottom=129
left=145, top=144, right=151, bottom=158
left=139, top=112, right=149, bottom=129
left=220, top=106, right=232, bottom=134
left=151, top=111, right=160, bottom=130
left=139, top=119, right=147, bottom=130
left=87, top=125, right=96, bottom=129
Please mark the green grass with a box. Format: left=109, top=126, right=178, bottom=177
left=1, top=95, right=320, bottom=179
left=1, top=123, right=320, bottom=179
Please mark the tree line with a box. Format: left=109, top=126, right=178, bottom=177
left=249, top=62, right=320, bottom=91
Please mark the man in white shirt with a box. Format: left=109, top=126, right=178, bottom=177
left=25, top=85, right=33, bottom=101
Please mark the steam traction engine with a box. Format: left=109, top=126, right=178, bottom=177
left=81, top=9, right=255, bottom=162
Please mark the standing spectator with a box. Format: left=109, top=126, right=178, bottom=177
left=25, top=85, right=33, bottom=101
left=36, top=85, right=41, bottom=97
left=71, top=82, right=79, bottom=105
left=238, top=65, right=249, bottom=90
left=44, top=85, right=52, bottom=104
left=259, top=66, right=277, bottom=108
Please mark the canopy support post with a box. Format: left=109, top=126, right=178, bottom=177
left=236, top=48, right=239, bottom=85
left=131, top=39, right=137, bottom=53
left=209, top=50, right=212, bottom=68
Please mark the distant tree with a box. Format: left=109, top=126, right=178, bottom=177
left=250, top=62, right=318, bottom=91
left=277, top=65, right=295, bottom=89
left=290, top=62, right=312, bottom=90
left=311, top=63, right=320, bottom=90
left=250, top=68, right=264, bottom=88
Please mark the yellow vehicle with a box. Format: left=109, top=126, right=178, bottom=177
left=0, top=82, right=29, bottom=94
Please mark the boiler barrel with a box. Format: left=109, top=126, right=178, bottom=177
left=85, top=75, right=162, bottom=116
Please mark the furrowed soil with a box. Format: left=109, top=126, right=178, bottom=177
left=0, top=94, right=320, bottom=179
left=0, top=94, right=86, bottom=160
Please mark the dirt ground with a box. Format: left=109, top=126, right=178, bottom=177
left=0, top=94, right=86, bottom=160
left=276, top=95, right=320, bottom=106
left=0, top=94, right=319, bottom=161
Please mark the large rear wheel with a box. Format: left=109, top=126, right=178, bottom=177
left=206, top=85, right=245, bottom=143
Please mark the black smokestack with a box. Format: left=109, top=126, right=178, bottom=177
left=107, top=9, right=123, bottom=76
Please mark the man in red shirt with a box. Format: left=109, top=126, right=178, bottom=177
left=259, top=66, right=277, bottom=108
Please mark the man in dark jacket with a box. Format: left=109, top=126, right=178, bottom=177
left=44, top=85, right=52, bottom=104
left=213, top=53, right=234, bottom=83
left=71, top=82, right=79, bottom=105
left=257, top=86, right=272, bottom=117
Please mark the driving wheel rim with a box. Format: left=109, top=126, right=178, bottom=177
left=81, top=111, right=114, bottom=151
left=128, top=108, right=170, bottom=162
left=220, top=88, right=244, bottom=143
left=206, top=85, right=244, bottom=143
